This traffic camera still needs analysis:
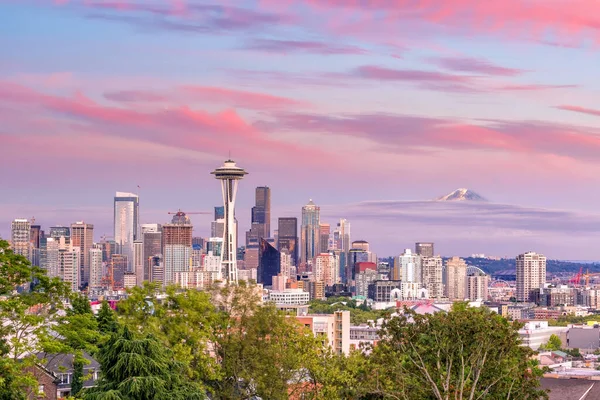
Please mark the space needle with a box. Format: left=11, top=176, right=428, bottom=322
left=211, top=159, right=247, bottom=284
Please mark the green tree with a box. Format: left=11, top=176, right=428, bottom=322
left=543, top=334, right=562, bottom=351
left=82, top=327, right=205, bottom=400
left=359, top=303, right=547, bottom=400
left=96, top=301, right=119, bottom=334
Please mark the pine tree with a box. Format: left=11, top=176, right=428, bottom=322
left=96, top=301, right=118, bottom=334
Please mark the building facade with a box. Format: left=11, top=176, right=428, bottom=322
left=301, top=200, right=320, bottom=265
left=415, top=242, right=434, bottom=258
left=11, top=219, right=32, bottom=261
left=70, top=222, right=94, bottom=287
left=394, top=249, right=421, bottom=282
left=277, top=217, right=298, bottom=267
left=516, top=252, right=547, bottom=302
left=113, top=192, right=139, bottom=271
left=422, top=256, right=444, bottom=299
left=445, top=256, right=467, bottom=301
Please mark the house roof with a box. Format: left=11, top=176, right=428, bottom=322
left=541, top=378, right=600, bottom=400
left=37, top=352, right=100, bottom=373
left=552, top=351, right=569, bottom=358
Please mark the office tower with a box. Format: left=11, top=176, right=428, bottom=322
left=516, top=252, right=547, bottom=302
left=214, top=206, right=225, bottom=220
left=277, top=217, right=298, bottom=267
left=280, top=250, right=292, bottom=278
left=89, top=247, right=103, bottom=289
left=11, top=219, right=32, bottom=261
left=333, top=219, right=351, bottom=282
left=192, top=237, right=204, bottom=248
left=348, top=247, right=370, bottom=282
left=30, top=224, right=42, bottom=267
left=467, top=272, right=489, bottom=301
left=141, top=224, right=162, bottom=282
left=114, top=191, right=140, bottom=271
left=253, top=186, right=271, bottom=238
left=301, top=200, right=320, bottom=264
left=59, top=246, right=80, bottom=292
left=149, top=255, right=164, bottom=285
left=133, top=240, right=144, bottom=286
left=415, top=242, right=434, bottom=258
left=258, top=238, right=280, bottom=286
left=244, top=243, right=260, bottom=270
left=70, top=222, right=94, bottom=287
left=49, top=226, right=71, bottom=241
left=42, top=237, right=61, bottom=277
left=211, top=159, right=247, bottom=284
left=356, top=269, right=378, bottom=298
left=319, top=224, right=330, bottom=254
left=315, top=252, right=339, bottom=286
left=422, top=256, right=444, bottom=299
left=445, top=256, right=467, bottom=301
left=394, top=249, right=421, bottom=282
left=111, top=254, right=128, bottom=290
left=162, top=212, right=193, bottom=286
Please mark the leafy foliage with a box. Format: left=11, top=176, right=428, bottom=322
left=309, top=296, right=390, bottom=324
left=540, top=334, right=562, bottom=351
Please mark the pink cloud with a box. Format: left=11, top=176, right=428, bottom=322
left=498, top=84, right=578, bottom=91
left=430, top=56, right=524, bottom=76
left=556, top=105, right=600, bottom=117
left=264, top=111, right=600, bottom=162
left=0, top=81, right=329, bottom=168
left=354, top=65, right=472, bottom=82
left=242, top=38, right=367, bottom=55
left=103, top=90, right=167, bottom=103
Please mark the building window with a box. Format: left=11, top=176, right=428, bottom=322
left=38, top=385, right=44, bottom=395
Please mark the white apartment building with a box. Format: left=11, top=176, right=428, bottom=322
left=268, top=289, right=310, bottom=305
left=516, top=252, right=546, bottom=302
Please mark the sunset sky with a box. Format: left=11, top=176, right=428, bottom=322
left=2, top=0, right=600, bottom=259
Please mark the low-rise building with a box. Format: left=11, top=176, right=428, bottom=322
left=518, top=321, right=569, bottom=350
left=297, top=310, right=351, bottom=355
left=268, top=289, right=310, bottom=305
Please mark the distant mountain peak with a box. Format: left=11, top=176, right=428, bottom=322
left=435, top=188, right=487, bottom=202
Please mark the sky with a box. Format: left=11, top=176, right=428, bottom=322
left=2, top=0, right=600, bottom=259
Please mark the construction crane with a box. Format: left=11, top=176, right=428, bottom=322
left=569, top=267, right=584, bottom=286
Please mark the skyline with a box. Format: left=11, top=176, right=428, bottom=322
left=3, top=0, right=600, bottom=258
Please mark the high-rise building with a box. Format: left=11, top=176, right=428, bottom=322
left=211, top=160, right=247, bottom=284
left=516, top=252, right=547, bottom=302
left=214, top=206, right=225, bottom=220
left=254, top=186, right=271, bottom=238
left=394, top=249, right=421, bottom=282
left=348, top=247, right=370, bottom=282
left=70, top=222, right=94, bottom=287
left=415, top=242, right=434, bottom=258
left=467, top=272, right=489, bottom=301
left=277, top=217, right=298, bottom=267
left=141, top=224, right=162, bottom=282
left=315, top=253, right=339, bottom=286
left=333, top=219, right=351, bottom=282
left=11, top=219, right=32, bottom=261
left=356, top=269, right=378, bottom=298
left=162, top=212, right=193, bottom=286
left=89, top=247, right=104, bottom=289
left=319, top=224, right=330, bottom=254
left=30, top=224, right=42, bottom=267
left=42, top=237, right=61, bottom=278
left=114, top=192, right=139, bottom=271
left=133, top=240, right=144, bottom=286
left=49, top=226, right=71, bottom=241
left=59, top=246, right=80, bottom=292
left=445, top=256, right=467, bottom=301
left=111, top=254, right=128, bottom=290
left=280, top=250, right=292, bottom=278
left=258, top=238, right=280, bottom=286
left=422, top=256, right=444, bottom=299
left=301, top=200, right=320, bottom=265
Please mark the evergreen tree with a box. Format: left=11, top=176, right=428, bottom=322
left=96, top=301, right=118, bottom=334
left=82, top=327, right=205, bottom=400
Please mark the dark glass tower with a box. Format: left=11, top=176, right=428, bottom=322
left=277, top=217, right=298, bottom=267
left=258, top=238, right=280, bottom=286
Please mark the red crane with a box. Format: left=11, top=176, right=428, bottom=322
left=569, top=267, right=583, bottom=286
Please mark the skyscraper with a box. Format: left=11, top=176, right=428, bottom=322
left=70, top=221, right=94, bottom=287
left=422, top=256, right=444, bottom=299
left=114, top=192, right=139, bottom=271
left=258, top=238, right=280, bottom=286
left=277, top=217, right=298, bottom=267
left=11, top=219, right=31, bottom=261
left=141, top=224, right=162, bottom=282
left=394, top=249, right=421, bottom=282
left=467, top=272, right=489, bottom=301
left=333, top=219, right=351, bottom=282
left=319, top=224, right=330, bottom=254
left=30, top=224, right=42, bottom=267
left=133, top=240, right=144, bottom=287
left=301, top=200, right=320, bottom=265
left=59, top=246, right=80, bottom=292
left=516, top=252, right=547, bottom=302
left=89, top=247, right=103, bottom=289
left=445, top=256, right=467, bottom=301
left=415, top=242, right=434, bottom=258
left=162, top=211, right=193, bottom=286
left=254, top=186, right=271, bottom=238
left=211, top=159, right=247, bottom=284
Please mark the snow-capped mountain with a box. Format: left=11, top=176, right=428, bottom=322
left=435, top=188, right=487, bottom=202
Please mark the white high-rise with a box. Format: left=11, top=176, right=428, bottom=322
left=89, top=247, right=104, bottom=289
left=11, top=219, right=32, bottom=261
left=59, top=247, right=80, bottom=292
left=394, top=249, right=421, bottom=282
left=133, top=240, right=144, bottom=287
left=422, top=256, right=444, bottom=299
left=211, top=160, right=247, bottom=284
left=114, top=192, right=139, bottom=271
left=516, top=252, right=546, bottom=302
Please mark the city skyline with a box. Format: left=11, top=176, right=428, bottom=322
left=3, top=1, right=600, bottom=258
